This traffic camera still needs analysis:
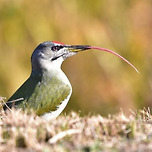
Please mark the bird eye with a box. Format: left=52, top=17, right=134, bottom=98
left=51, top=46, right=57, bottom=51
left=51, top=45, right=63, bottom=51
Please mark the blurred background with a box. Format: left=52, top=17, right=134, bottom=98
left=0, top=0, right=152, bottom=116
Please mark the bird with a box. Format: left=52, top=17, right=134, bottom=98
left=3, top=41, right=91, bottom=120
left=3, top=41, right=138, bottom=120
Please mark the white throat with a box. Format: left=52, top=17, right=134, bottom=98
left=41, top=57, right=64, bottom=70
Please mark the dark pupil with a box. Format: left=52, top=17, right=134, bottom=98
left=52, top=45, right=63, bottom=51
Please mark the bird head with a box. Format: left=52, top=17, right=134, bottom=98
left=31, top=41, right=91, bottom=74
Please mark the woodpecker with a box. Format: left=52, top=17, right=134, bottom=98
left=3, top=41, right=138, bottom=120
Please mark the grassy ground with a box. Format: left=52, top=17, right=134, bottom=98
left=1, top=104, right=152, bottom=152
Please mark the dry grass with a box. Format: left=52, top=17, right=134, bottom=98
left=1, top=107, right=152, bottom=152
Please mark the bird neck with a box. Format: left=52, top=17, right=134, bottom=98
left=31, top=57, right=64, bottom=76
left=31, top=58, right=71, bottom=86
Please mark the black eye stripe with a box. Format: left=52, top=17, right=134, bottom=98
left=51, top=45, right=63, bottom=51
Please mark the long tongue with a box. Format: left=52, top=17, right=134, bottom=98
left=88, top=46, right=139, bottom=73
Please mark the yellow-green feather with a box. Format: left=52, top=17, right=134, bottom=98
left=6, top=74, right=71, bottom=116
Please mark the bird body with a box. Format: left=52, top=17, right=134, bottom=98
left=7, top=64, right=72, bottom=120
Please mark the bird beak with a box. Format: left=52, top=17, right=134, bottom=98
left=66, top=45, right=91, bottom=52
left=60, top=45, right=91, bottom=60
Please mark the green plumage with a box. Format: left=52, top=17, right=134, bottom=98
left=6, top=73, right=71, bottom=116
